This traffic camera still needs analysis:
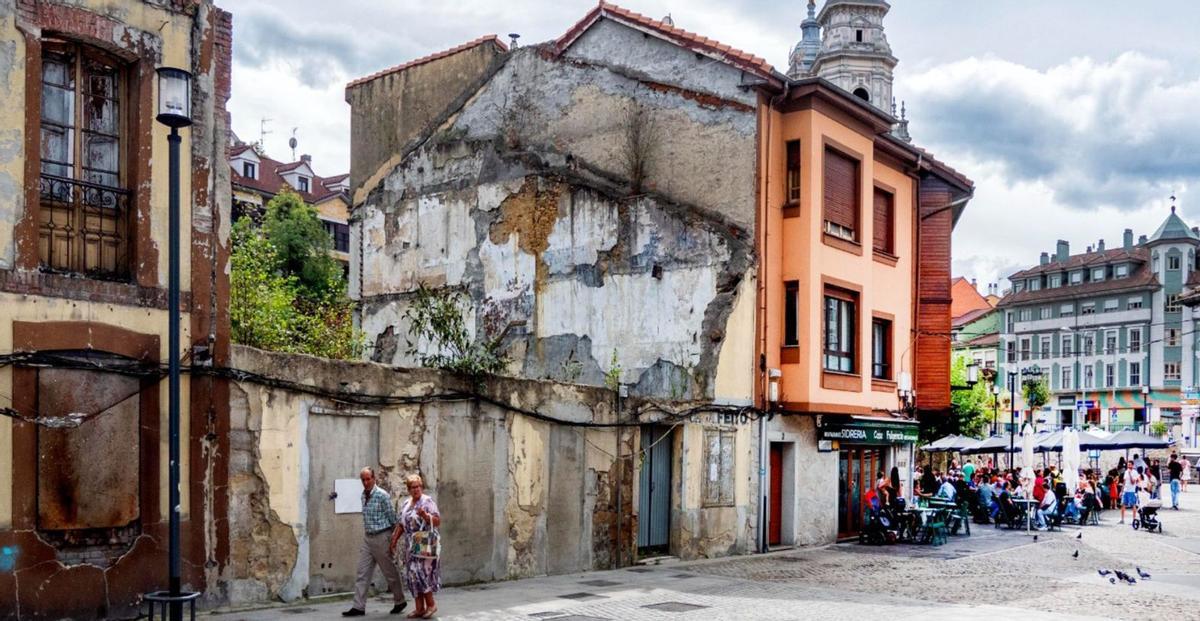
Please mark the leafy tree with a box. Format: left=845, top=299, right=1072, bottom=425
left=230, top=212, right=363, bottom=360
left=262, top=188, right=343, bottom=299
left=402, top=284, right=507, bottom=381
left=1023, top=376, right=1050, bottom=411
left=919, top=357, right=993, bottom=444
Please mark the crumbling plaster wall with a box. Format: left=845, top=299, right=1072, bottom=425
left=355, top=38, right=757, bottom=403
left=224, top=345, right=632, bottom=603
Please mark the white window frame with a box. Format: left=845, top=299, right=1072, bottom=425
left=1084, top=366, right=1094, bottom=389
left=1130, top=362, right=1141, bottom=387
left=1103, top=299, right=1119, bottom=312
left=1019, top=308, right=1033, bottom=321
left=1166, top=362, right=1182, bottom=382
left=1040, top=307, right=1052, bottom=320
left=1062, top=366, right=1072, bottom=390
left=1092, top=267, right=1105, bottom=281
left=1166, top=328, right=1181, bottom=347
left=1071, top=271, right=1083, bottom=284
left=1081, top=303, right=1096, bottom=315
left=1115, top=264, right=1129, bottom=277
left=1105, top=330, right=1117, bottom=354
left=1105, top=363, right=1114, bottom=388
left=1127, top=297, right=1143, bottom=310
left=1169, top=255, right=1182, bottom=270
left=1020, top=337, right=1031, bottom=361
left=1050, top=274, right=1062, bottom=288
left=1061, top=335, right=1072, bottom=357
left=1041, top=336, right=1051, bottom=359
left=1129, top=329, right=1141, bottom=353
left=1060, top=303, right=1074, bottom=316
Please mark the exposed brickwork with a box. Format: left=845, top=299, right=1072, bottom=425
left=0, top=269, right=193, bottom=310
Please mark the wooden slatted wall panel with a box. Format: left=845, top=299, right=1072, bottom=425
left=915, top=176, right=955, bottom=414
left=823, top=147, right=858, bottom=232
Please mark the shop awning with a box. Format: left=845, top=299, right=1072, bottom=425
left=1094, top=390, right=1180, bottom=410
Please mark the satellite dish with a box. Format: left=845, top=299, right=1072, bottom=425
left=288, top=136, right=298, bottom=150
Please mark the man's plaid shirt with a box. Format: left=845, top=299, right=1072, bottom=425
left=362, top=485, right=398, bottom=534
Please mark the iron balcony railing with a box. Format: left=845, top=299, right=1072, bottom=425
left=38, top=173, right=132, bottom=280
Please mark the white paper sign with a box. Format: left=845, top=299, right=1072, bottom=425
left=334, top=479, right=364, bottom=514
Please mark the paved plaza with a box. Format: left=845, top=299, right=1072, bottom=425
left=216, top=490, right=1200, bottom=620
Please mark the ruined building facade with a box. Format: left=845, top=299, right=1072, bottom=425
left=0, top=1, right=233, bottom=618
left=347, top=4, right=765, bottom=566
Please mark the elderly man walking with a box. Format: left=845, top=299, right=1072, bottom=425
left=343, top=467, right=407, bottom=617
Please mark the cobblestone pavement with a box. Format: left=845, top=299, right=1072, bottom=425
left=216, top=489, right=1200, bottom=620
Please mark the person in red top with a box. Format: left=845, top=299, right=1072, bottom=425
left=1033, top=470, right=1047, bottom=504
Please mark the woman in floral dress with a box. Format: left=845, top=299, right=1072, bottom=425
left=391, top=473, right=441, bottom=618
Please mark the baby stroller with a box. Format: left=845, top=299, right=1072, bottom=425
left=859, top=505, right=900, bottom=545
left=1132, top=498, right=1163, bottom=533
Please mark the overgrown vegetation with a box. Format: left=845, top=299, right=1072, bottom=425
left=604, top=348, right=623, bottom=392
left=402, top=284, right=507, bottom=382
left=231, top=188, right=363, bottom=359
left=618, top=102, right=661, bottom=194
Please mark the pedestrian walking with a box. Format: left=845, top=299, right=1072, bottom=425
left=1183, top=455, right=1192, bottom=492
left=1120, top=462, right=1140, bottom=525
left=391, top=473, right=442, bottom=619
left=343, top=467, right=408, bottom=617
left=1169, top=453, right=1184, bottom=509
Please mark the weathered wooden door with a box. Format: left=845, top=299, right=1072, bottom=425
left=637, top=425, right=672, bottom=554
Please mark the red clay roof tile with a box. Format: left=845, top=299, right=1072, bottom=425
left=346, top=35, right=508, bottom=90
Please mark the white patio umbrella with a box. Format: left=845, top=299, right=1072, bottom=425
left=1063, top=428, right=1081, bottom=494
left=1021, top=423, right=1037, bottom=532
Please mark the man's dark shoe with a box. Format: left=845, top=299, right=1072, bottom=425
left=391, top=602, right=408, bottom=614
left=342, top=608, right=366, bottom=617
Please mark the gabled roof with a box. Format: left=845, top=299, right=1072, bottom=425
left=952, top=306, right=994, bottom=329
left=998, top=251, right=1158, bottom=307
left=231, top=151, right=347, bottom=205
left=1148, top=208, right=1199, bottom=244
left=1010, top=246, right=1144, bottom=280
left=556, top=2, right=779, bottom=85
left=951, top=276, right=992, bottom=319
left=960, top=333, right=999, bottom=348
left=346, top=35, right=508, bottom=90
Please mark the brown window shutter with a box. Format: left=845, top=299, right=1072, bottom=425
left=873, top=187, right=894, bottom=254
left=823, top=147, right=858, bottom=235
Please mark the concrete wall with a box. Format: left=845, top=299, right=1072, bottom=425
left=223, top=345, right=637, bottom=604
left=352, top=28, right=758, bottom=405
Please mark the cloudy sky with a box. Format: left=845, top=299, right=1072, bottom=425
left=227, top=0, right=1200, bottom=290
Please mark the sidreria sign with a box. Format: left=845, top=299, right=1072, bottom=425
left=819, top=419, right=919, bottom=444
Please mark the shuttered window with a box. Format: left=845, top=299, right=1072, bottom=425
left=784, top=280, right=799, bottom=346
left=823, top=147, right=859, bottom=241
left=872, top=187, right=894, bottom=254
left=823, top=287, right=857, bottom=373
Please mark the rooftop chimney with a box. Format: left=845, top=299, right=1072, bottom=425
left=1040, top=252, right=1050, bottom=265
left=1097, top=239, right=1105, bottom=252
left=300, top=154, right=312, bottom=164
left=971, top=278, right=978, bottom=290
left=508, top=33, right=520, bottom=49
left=1193, top=227, right=1199, bottom=236
left=1139, top=234, right=1148, bottom=244
left=1086, top=245, right=1093, bottom=253
left=1124, top=229, right=1134, bottom=250
left=1056, top=239, right=1069, bottom=262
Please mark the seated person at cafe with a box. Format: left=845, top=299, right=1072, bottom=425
left=1034, top=482, right=1057, bottom=530
left=975, top=474, right=995, bottom=523
left=1033, top=470, right=1047, bottom=504
left=937, top=475, right=957, bottom=501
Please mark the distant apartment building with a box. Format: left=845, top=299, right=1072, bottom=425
left=951, top=277, right=1000, bottom=371
left=229, top=144, right=351, bottom=271
left=997, top=208, right=1200, bottom=431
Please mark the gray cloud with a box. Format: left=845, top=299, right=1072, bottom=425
left=905, top=53, right=1200, bottom=211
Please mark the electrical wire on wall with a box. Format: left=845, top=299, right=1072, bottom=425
left=0, top=350, right=773, bottom=430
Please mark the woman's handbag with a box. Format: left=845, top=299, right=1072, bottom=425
left=409, top=509, right=441, bottom=559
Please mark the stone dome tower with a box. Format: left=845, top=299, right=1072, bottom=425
left=809, top=0, right=897, bottom=113
left=787, top=1, right=823, bottom=78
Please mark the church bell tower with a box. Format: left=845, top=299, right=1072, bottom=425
left=808, top=0, right=897, bottom=113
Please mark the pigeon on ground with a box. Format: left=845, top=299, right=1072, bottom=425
left=1077, top=532, right=1083, bottom=539
left=1127, top=577, right=1137, bottom=585
left=1109, top=577, right=1117, bottom=584
left=1098, top=569, right=1111, bottom=576
left=1072, top=550, right=1079, bottom=558
left=1033, top=535, right=1038, bottom=542
left=1115, top=570, right=1129, bottom=581
left=1137, top=567, right=1151, bottom=579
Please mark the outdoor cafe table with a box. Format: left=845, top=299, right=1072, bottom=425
left=1011, top=498, right=1037, bottom=530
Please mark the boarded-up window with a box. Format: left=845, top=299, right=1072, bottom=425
left=786, top=140, right=801, bottom=203
left=37, top=367, right=140, bottom=531
left=703, top=429, right=736, bottom=506
left=873, top=187, right=894, bottom=254
left=823, top=147, right=859, bottom=241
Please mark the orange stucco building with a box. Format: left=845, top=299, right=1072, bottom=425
left=755, top=79, right=973, bottom=544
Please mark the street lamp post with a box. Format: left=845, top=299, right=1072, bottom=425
left=992, top=382, right=1001, bottom=468
left=1142, top=384, right=1150, bottom=433
left=1008, top=370, right=1018, bottom=468
left=154, top=66, right=192, bottom=621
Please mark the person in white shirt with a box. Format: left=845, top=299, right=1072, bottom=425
left=1120, top=462, right=1141, bottom=524
left=1035, top=483, right=1057, bottom=530
left=937, top=476, right=957, bottom=501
